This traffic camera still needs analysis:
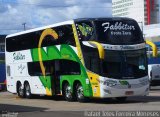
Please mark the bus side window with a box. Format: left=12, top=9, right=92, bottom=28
left=81, top=45, right=100, bottom=74
left=59, top=60, right=81, bottom=75
left=6, top=25, right=76, bottom=52
left=28, top=62, right=43, bottom=76
left=53, top=25, right=76, bottom=47
left=27, top=60, right=81, bottom=76
left=47, top=25, right=76, bottom=46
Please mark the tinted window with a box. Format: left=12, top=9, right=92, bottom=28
left=28, top=59, right=81, bottom=76
left=81, top=44, right=100, bottom=74
left=28, top=61, right=43, bottom=76
left=6, top=25, right=76, bottom=52
left=101, top=49, right=148, bottom=79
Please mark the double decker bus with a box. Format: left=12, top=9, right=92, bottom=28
left=5, top=18, right=149, bottom=102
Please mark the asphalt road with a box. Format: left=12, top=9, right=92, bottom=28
left=0, top=86, right=160, bottom=117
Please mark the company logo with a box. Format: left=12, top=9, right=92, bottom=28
left=119, top=80, right=131, bottom=89
left=102, top=22, right=135, bottom=32
left=18, top=64, right=26, bottom=74
left=77, top=23, right=93, bottom=37
left=13, top=52, right=25, bottom=62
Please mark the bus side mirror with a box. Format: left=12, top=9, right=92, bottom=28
left=82, top=41, right=105, bottom=59
left=145, top=40, right=157, bottom=57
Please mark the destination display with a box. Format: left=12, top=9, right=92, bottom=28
left=94, top=20, right=144, bottom=45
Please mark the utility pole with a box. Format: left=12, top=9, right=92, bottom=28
left=22, top=23, right=26, bottom=31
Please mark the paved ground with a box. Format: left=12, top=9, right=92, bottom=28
left=0, top=86, right=160, bottom=117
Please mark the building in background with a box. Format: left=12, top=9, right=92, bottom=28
left=112, top=0, right=145, bottom=25
left=112, top=0, right=160, bottom=42
left=112, top=0, right=160, bottom=25
left=0, top=35, right=5, bottom=52
left=0, top=35, right=6, bottom=91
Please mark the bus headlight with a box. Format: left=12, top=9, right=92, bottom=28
left=103, top=89, right=112, bottom=94
left=139, top=78, right=149, bottom=86
left=105, top=80, right=117, bottom=87
left=96, top=78, right=117, bottom=87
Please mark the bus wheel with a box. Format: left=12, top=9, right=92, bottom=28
left=24, top=82, right=32, bottom=99
left=76, top=83, right=86, bottom=102
left=63, top=83, right=74, bottom=101
left=17, top=83, right=24, bottom=98
left=115, top=97, right=127, bottom=102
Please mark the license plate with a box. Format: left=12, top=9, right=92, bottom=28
left=125, top=91, right=134, bottom=95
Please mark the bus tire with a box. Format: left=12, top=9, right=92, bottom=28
left=63, top=83, right=75, bottom=101
left=76, top=83, right=87, bottom=102
left=17, top=82, right=24, bottom=98
left=115, top=97, right=127, bottom=102
left=24, top=82, right=32, bottom=99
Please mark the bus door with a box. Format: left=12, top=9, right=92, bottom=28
left=50, top=61, right=61, bottom=95
left=51, top=59, right=81, bottom=95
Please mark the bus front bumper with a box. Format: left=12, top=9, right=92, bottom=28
left=98, top=77, right=150, bottom=98
left=100, top=85, right=149, bottom=98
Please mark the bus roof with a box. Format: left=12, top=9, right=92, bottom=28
left=6, top=17, right=136, bottom=38
left=74, top=17, right=135, bottom=22
left=6, top=20, right=74, bottom=38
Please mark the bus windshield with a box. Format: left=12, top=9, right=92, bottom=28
left=102, top=49, right=148, bottom=79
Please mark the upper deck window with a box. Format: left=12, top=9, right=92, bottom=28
left=6, top=25, right=76, bottom=52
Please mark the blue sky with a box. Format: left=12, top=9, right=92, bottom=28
left=0, top=0, right=112, bottom=35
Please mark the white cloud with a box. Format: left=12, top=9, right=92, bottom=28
left=0, top=0, right=112, bottom=34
